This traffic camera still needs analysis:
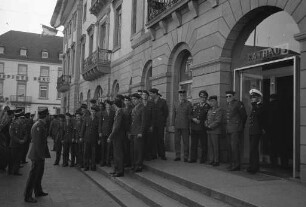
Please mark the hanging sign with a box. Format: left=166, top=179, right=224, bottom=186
left=248, top=44, right=289, bottom=62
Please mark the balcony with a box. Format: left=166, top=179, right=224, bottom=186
left=90, top=0, right=110, bottom=16
left=147, top=0, right=185, bottom=22
left=57, top=75, right=71, bottom=93
left=10, top=95, right=32, bottom=104
left=82, top=48, right=112, bottom=81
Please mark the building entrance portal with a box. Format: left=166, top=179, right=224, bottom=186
left=234, top=56, right=300, bottom=178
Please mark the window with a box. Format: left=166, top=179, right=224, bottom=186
left=83, top=3, right=87, bottom=22
left=0, top=46, right=4, bottom=54
left=131, top=0, right=137, bottom=35
left=100, top=23, right=107, bottom=49
left=0, top=63, right=4, bottom=73
left=114, top=5, right=122, bottom=48
left=39, top=84, right=48, bottom=99
left=20, top=48, right=27, bottom=57
left=58, top=67, right=63, bottom=77
left=17, top=83, right=26, bottom=100
left=179, top=53, right=193, bottom=100
left=42, top=51, right=48, bottom=58
left=18, top=64, right=27, bottom=75
left=0, top=82, right=3, bottom=96
left=40, top=66, right=49, bottom=77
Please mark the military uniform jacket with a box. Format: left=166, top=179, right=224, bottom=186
left=81, top=115, right=99, bottom=144
left=63, top=121, right=74, bottom=143
left=173, top=100, right=192, bottom=129
left=49, top=119, right=60, bottom=138
left=28, top=119, right=50, bottom=160
left=151, top=98, right=169, bottom=128
left=73, top=120, right=83, bottom=142
left=206, top=107, right=223, bottom=134
left=225, top=99, right=247, bottom=133
left=109, top=109, right=124, bottom=141
left=191, top=102, right=210, bottom=131
left=130, top=103, right=145, bottom=136
left=143, top=100, right=153, bottom=131
left=122, top=106, right=132, bottom=133
left=99, top=109, right=115, bottom=137
left=9, top=119, right=24, bottom=147
left=249, top=102, right=265, bottom=135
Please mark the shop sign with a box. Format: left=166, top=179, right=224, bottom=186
left=248, top=44, right=289, bottom=62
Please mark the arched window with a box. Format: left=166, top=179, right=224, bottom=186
left=79, top=92, right=83, bottom=105
left=94, top=85, right=103, bottom=102
left=179, top=52, right=192, bottom=100
left=112, top=80, right=119, bottom=99
left=86, top=90, right=91, bottom=106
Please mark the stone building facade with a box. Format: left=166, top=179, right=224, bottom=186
left=51, top=0, right=306, bottom=182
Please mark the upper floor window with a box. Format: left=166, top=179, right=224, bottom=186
left=131, top=0, right=137, bottom=35
left=18, top=64, right=27, bottom=75
left=39, top=84, right=48, bottom=99
left=42, top=51, right=48, bottom=58
left=0, top=63, right=4, bottom=73
left=83, top=3, right=87, bottom=22
left=20, top=48, right=27, bottom=57
left=0, top=46, right=4, bottom=54
left=40, top=66, right=49, bottom=77
left=114, top=5, right=122, bottom=49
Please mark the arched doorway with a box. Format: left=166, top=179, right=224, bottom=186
left=142, top=60, right=153, bottom=90
left=221, top=6, right=301, bottom=178
left=94, top=85, right=103, bottom=102
left=86, top=89, right=91, bottom=106
left=112, top=80, right=119, bottom=99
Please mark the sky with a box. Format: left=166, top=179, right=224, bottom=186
left=0, top=0, right=63, bottom=36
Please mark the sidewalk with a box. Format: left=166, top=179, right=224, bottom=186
left=0, top=141, right=120, bottom=207
left=143, top=152, right=306, bottom=207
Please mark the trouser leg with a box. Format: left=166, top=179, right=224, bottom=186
left=135, top=136, right=143, bottom=169
left=211, top=134, right=219, bottom=163
left=157, top=127, right=165, bottom=158
left=55, top=141, right=62, bottom=164
left=34, top=160, right=45, bottom=195
left=207, top=134, right=213, bottom=163
left=249, top=134, right=260, bottom=171
left=190, top=130, right=199, bottom=161
left=231, top=132, right=240, bottom=168
left=24, top=160, right=39, bottom=198
left=174, top=129, right=181, bottom=159
left=200, top=131, right=207, bottom=162
left=151, top=127, right=158, bottom=158
left=130, top=137, right=135, bottom=168
left=84, top=142, right=90, bottom=168
left=123, top=134, right=131, bottom=166
left=182, top=129, right=189, bottom=160
left=113, top=139, right=124, bottom=174
left=90, top=143, right=96, bottom=170
left=62, top=142, right=69, bottom=165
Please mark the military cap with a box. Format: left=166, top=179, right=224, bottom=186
left=104, top=99, right=113, bottom=105
left=208, top=95, right=218, bottom=101
left=113, top=98, right=123, bottom=108
left=142, top=90, right=149, bottom=96
left=225, top=90, right=236, bottom=95
left=199, top=90, right=208, bottom=97
left=178, top=89, right=186, bottom=94
left=38, top=108, right=49, bottom=116
left=80, top=103, right=88, bottom=109
left=149, top=88, right=159, bottom=94
left=7, top=110, right=14, bottom=116
left=90, top=99, right=97, bottom=104
left=90, top=106, right=99, bottom=112
left=65, top=112, right=72, bottom=117
left=249, top=88, right=262, bottom=97
left=25, top=112, right=31, bottom=118
left=131, top=93, right=141, bottom=99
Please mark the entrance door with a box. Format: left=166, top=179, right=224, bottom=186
left=234, top=56, right=299, bottom=178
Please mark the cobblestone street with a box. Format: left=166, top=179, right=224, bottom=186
left=0, top=146, right=120, bottom=207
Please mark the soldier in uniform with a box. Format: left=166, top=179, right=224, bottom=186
left=205, top=96, right=222, bottom=166
left=49, top=114, right=60, bottom=152
left=122, top=96, right=133, bottom=167
left=98, top=100, right=115, bottom=167
left=21, top=113, right=34, bottom=164
left=225, top=91, right=247, bottom=171
left=130, top=93, right=145, bottom=172
left=81, top=106, right=99, bottom=171
left=24, top=108, right=50, bottom=203
left=247, top=89, right=265, bottom=174
left=54, top=114, right=65, bottom=165
left=74, top=110, right=84, bottom=168
left=190, top=90, right=210, bottom=163
left=107, top=98, right=125, bottom=177
left=8, top=109, right=25, bottom=175
left=62, top=113, right=74, bottom=167
left=141, top=90, right=154, bottom=161
left=173, top=90, right=192, bottom=162
left=149, top=88, right=168, bottom=160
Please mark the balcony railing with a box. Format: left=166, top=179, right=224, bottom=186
left=148, top=0, right=183, bottom=22
left=10, top=95, right=32, bottom=104
left=57, top=75, right=71, bottom=93
left=82, top=48, right=112, bottom=81
left=90, top=0, right=110, bottom=16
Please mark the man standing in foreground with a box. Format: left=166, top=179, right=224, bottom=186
left=24, top=108, right=50, bottom=203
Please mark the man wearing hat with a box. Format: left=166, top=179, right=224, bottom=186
left=8, top=109, right=26, bottom=175
left=81, top=106, right=100, bottom=171
left=129, top=93, right=145, bottom=172
left=149, top=88, right=169, bottom=160
left=24, top=108, right=50, bottom=203
left=49, top=115, right=60, bottom=152
left=189, top=90, right=210, bottom=163
left=80, top=103, right=90, bottom=119
left=247, top=89, right=265, bottom=174
left=62, top=113, right=74, bottom=167
left=225, top=90, right=247, bottom=171
left=173, top=89, right=192, bottom=162
left=122, top=96, right=133, bottom=167
left=205, top=96, right=222, bottom=166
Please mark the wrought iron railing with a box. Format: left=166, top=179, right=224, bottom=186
left=83, top=48, right=112, bottom=74
left=148, top=0, right=183, bottom=22
left=10, top=95, right=32, bottom=103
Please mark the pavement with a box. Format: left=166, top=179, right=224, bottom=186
left=0, top=140, right=120, bottom=207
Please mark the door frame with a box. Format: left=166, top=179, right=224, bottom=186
left=233, top=56, right=300, bottom=178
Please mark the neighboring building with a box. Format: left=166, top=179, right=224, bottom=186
left=51, top=0, right=306, bottom=182
left=0, top=30, right=63, bottom=114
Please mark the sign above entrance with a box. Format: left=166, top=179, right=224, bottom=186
left=248, top=44, right=289, bottom=62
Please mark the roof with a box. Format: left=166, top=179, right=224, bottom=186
left=0, top=30, right=63, bottom=64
